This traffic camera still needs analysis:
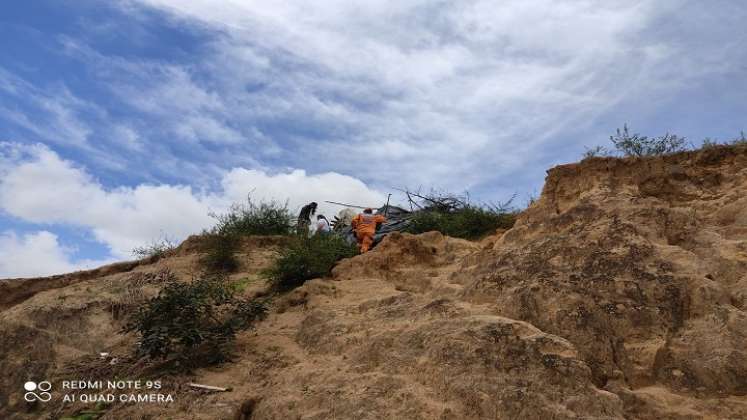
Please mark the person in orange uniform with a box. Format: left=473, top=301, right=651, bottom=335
left=351, top=208, right=386, bottom=253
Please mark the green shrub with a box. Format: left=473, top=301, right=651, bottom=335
left=263, top=234, right=358, bottom=291
left=211, top=198, right=293, bottom=236
left=406, top=205, right=516, bottom=240
left=230, top=277, right=255, bottom=293
left=610, top=124, right=686, bottom=157
left=123, top=272, right=267, bottom=366
left=61, top=415, right=98, bottom=420
left=198, top=198, right=292, bottom=273
left=199, top=232, right=240, bottom=273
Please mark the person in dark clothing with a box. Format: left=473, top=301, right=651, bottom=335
left=297, top=202, right=317, bottom=234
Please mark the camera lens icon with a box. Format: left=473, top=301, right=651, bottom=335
left=24, top=381, right=52, bottom=402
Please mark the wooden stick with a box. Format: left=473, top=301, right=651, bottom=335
left=407, top=192, right=422, bottom=210
left=324, top=200, right=370, bottom=209
left=391, top=187, right=441, bottom=206
left=188, top=382, right=232, bottom=392
left=393, top=187, right=439, bottom=209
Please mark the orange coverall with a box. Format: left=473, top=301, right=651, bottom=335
left=351, top=213, right=386, bottom=253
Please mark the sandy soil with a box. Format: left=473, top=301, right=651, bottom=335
left=1, top=144, right=746, bottom=419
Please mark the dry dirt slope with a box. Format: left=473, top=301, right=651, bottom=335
left=1, top=145, right=746, bottom=419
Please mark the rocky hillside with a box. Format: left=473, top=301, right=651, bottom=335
left=1, top=145, right=746, bottom=419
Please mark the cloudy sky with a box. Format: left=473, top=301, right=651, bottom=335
left=1, top=0, right=746, bottom=277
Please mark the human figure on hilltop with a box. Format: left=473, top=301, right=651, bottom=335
left=296, top=202, right=317, bottom=235
left=315, top=214, right=331, bottom=235
left=351, top=208, right=386, bottom=253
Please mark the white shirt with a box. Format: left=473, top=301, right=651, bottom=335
left=316, top=219, right=331, bottom=233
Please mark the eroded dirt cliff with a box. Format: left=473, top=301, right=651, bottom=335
left=1, top=145, right=745, bottom=419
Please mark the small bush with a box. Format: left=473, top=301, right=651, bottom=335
left=123, top=273, right=267, bottom=366
left=230, top=277, right=255, bottom=293
left=132, top=237, right=176, bottom=261
left=584, top=127, right=745, bottom=160
left=199, top=233, right=240, bottom=273
left=732, top=131, right=747, bottom=145
left=211, top=198, right=293, bottom=236
left=198, top=198, right=292, bottom=273
left=701, top=137, right=720, bottom=149
left=610, top=124, right=686, bottom=157
left=407, top=205, right=516, bottom=240
left=526, top=192, right=539, bottom=208
left=263, top=234, right=358, bottom=291
left=581, top=145, right=610, bottom=159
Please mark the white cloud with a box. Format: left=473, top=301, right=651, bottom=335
left=2, top=1, right=745, bottom=276
left=221, top=168, right=386, bottom=218
left=0, top=230, right=114, bottom=278
left=2, top=0, right=735, bottom=195
left=111, top=0, right=732, bottom=191
left=0, top=69, right=95, bottom=149
left=2, top=1, right=744, bottom=197
left=0, top=143, right=384, bottom=263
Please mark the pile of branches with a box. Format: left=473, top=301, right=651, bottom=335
left=395, top=188, right=514, bottom=214
left=332, top=189, right=517, bottom=243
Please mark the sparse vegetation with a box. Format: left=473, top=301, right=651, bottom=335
left=582, top=145, right=610, bottom=159
left=584, top=125, right=747, bottom=159
left=123, top=272, right=267, bottom=366
left=701, top=137, right=720, bottom=149
left=197, top=198, right=294, bottom=272
left=61, top=415, right=98, bottom=420
left=526, top=191, right=539, bottom=208
left=199, top=232, right=240, bottom=273
left=697, top=132, right=747, bottom=148
left=263, top=234, right=358, bottom=291
left=401, top=191, right=517, bottom=239
left=132, top=236, right=177, bottom=261
left=732, top=131, right=747, bottom=145
left=609, top=124, right=686, bottom=157
left=210, top=198, right=293, bottom=236
left=407, top=205, right=516, bottom=239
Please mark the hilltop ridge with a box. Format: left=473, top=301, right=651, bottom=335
left=1, top=144, right=746, bottom=419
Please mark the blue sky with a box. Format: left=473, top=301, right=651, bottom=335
left=1, top=0, right=746, bottom=277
